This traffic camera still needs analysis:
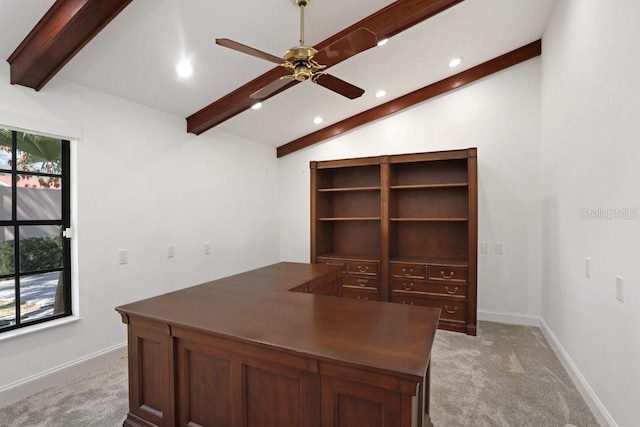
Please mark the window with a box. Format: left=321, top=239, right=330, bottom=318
left=0, top=128, right=71, bottom=332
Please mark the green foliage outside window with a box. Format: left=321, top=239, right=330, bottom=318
left=0, top=236, right=63, bottom=275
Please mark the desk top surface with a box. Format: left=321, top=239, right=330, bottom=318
left=116, top=262, right=440, bottom=380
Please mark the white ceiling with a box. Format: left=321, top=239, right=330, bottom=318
left=1, top=0, right=556, bottom=148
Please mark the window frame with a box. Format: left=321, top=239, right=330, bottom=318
left=0, top=128, right=72, bottom=333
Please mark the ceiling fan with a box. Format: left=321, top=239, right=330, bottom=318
left=216, top=0, right=378, bottom=101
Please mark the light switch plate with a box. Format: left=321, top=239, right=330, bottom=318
left=585, top=257, right=591, bottom=278
left=168, top=245, right=175, bottom=258
left=118, top=249, right=128, bottom=265
left=495, top=242, right=504, bottom=254
left=481, top=242, right=489, bottom=253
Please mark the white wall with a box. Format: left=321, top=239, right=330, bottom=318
left=541, top=1, right=640, bottom=425
left=0, top=63, right=280, bottom=393
left=278, top=58, right=543, bottom=322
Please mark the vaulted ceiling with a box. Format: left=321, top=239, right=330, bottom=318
left=1, top=0, right=556, bottom=156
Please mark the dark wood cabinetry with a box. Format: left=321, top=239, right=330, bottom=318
left=117, top=263, right=439, bottom=427
left=311, top=149, right=478, bottom=335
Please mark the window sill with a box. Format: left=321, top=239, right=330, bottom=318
left=0, top=316, right=81, bottom=342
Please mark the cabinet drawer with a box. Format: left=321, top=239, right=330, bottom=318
left=391, top=279, right=467, bottom=297
left=390, top=294, right=467, bottom=322
left=342, top=275, right=380, bottom=290
left=345, top=260, right=378, bottom=276
left=317, top=258, right=379, bottom=276
left=390, top=262, right=426, bottom=279
left=316, top=257, right=348, bottom=273
left=427, top=265, right=468, bottom=282
left=341, top=287, right=380, bottom=301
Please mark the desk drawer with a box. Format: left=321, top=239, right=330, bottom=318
left=342, top=287, right=380, bottom=301
left=390, top=293, right=467, bottom=322
left=391, top=279, right=467, bottom=297
left=391, top=262, right=426, bottom=280
left=427, top=265, right=468, bottom=282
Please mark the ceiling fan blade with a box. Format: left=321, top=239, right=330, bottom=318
left=314, top=28, right=378, bottom=68
left=251, top=73, right=295, bottom=100
left=216, top=38, right=283, bottom=64
left=313, top=74, right=365, bottom=99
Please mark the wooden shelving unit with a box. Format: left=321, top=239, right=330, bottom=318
left=311, top=148, right=478, bottom=335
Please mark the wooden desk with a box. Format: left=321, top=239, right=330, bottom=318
left=116, top=262, right=440, bottom=427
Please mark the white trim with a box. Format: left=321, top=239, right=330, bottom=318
left=0, top=112, right=81, bottom=140
left=0, top=342, right=127, bottom=407
left=0, top=315, right=80, bottom=343
left=478, top=309, right=542, bottom=327
left=539, top=318, right=617, bottom=427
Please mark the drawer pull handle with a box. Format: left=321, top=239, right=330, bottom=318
left=357, top=265, right=369, bottom=273
left=445, top=305, right=458, bottom=314
left=441, top=271, right=454, bottom=279
left=445, top=286, right=458, bottom=294
left=402, top=267, right=414, bottom=276
left=357, top=279, right=368, bottom=287
left=402, top=300, right=414, bottom=305
left=403, top=282, right=414, bottom=291
left=357, top=296, right=369, bottom=301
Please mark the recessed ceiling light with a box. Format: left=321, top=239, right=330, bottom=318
left=313, top=116, right=324, bottom=125
left=449, top=57, right=462, bottom=68
left=251, top=102, right=262, bottom=110
left=176, top=59, right=193, bottom=78
left=377, top=38, right=389, bottom=47
left=375, top=90, right=387, bottom=98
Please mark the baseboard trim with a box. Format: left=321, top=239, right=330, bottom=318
left=538, top=318, right=616, bottom=427
left=0, top=342, right=127, bottom=407
left=477, top=309, right=542, bottom=327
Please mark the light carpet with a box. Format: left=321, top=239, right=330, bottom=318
left=0, top=321, right=599, bottom=426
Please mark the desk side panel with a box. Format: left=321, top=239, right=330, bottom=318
left=126, top=320, right=174, bottom=426
left=173, top=327, right=320, bottom=427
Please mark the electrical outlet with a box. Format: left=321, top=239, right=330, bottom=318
left=168, top=245, right=175, bottom=258
left=616, top=276, right=624, bottom=302
left=481, top=242, right=489, bottom=253
left=118, top=249, right=128, bottom=265
left=495, top=242, right=504, bottom=254
left=204, top=242, right=211, bottom=255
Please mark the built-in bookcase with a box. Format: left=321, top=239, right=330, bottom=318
left=311, top=149, right=478, bottom=334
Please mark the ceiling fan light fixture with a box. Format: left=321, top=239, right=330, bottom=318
left=377, top=38, right=389, bottom=47
left=215, top=0, right=376, bottom=101
left=313, top=116, right=324, bottom=124
left=251, top=102, right=262, bottom=110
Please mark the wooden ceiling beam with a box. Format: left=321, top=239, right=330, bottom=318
left=277, top=40, right=542, bottom=158
left=186, top=0, right=464, bottom=135
left=7, top=0, right=133, bottom=91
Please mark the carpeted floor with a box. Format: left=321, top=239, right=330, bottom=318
left=0, top=321, right=599, bottom=426
left=429, top=322, right=599, bottom=427
left=0, top=358, right=129, bottom=427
